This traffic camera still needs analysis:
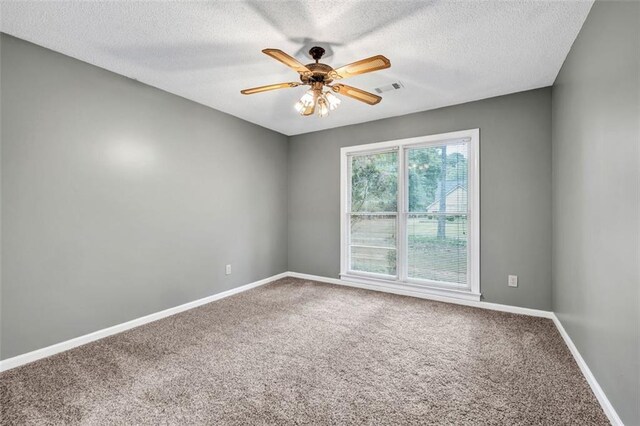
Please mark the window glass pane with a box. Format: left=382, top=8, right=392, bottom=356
left=407, top=213, right=467, bottom=285
left=350, top=214, right=396, bottom=247
left=350, top=151, right=398, bottom=212
left=407, top=142, right=468, bottom=213
left=350, top=246, right=397, bottom=276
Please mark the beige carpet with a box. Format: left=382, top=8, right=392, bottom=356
left=1, top=277, right=608, bottom=425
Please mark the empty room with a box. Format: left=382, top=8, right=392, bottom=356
left=0, top=0, right=638, bottom=425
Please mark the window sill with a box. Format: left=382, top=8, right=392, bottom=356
left=339, top=273, right=482, bottom=302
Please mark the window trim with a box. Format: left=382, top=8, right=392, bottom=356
left=340, top=129, right=480, bottom=301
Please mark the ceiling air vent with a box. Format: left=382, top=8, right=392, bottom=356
left=374, top=82, right=404, bottom=94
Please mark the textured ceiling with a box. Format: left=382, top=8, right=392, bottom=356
left=0, top=1, right=593, bottom=136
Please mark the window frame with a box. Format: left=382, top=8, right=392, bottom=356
left=340, top=129, right=480, bottom=301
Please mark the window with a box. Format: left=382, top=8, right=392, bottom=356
left=340, top=129, right=480, bottom=301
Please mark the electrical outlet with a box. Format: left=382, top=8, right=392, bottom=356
left=225, top=264, right=232, bottom=275
left=508, top=275, right=518, bottom=287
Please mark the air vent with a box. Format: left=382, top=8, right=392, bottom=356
left=374, top=82, right=404, bottom=94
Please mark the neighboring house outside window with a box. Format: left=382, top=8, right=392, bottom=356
left=426, top=182, right=468, bottom=214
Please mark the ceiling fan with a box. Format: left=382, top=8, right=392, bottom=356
left=241, top=46, right=391, bottom=117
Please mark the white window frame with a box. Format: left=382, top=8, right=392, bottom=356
left=340, top=129, right=480, bottom=301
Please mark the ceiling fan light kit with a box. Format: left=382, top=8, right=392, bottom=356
left=241, top=46, right=390, bottom=118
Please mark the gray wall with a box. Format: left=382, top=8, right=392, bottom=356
left=551, top=2, right=640, bottom=424
left=0, top=34, right=288, bottom=360
left=289, top=88, right=552, bottom=310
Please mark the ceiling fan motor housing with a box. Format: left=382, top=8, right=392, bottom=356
left=301, top=63, right=334, bottom=84
left=300, top=46, right=335, bottom=84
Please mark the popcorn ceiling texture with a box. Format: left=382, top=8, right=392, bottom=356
left=0, top=278, right=608, bottom=425
left=0, top=1, right=593, bottom=135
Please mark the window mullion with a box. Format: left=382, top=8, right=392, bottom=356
left=398, top=146, right=408, bottom=282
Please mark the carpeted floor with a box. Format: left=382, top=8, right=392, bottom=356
left=0, top=277, right=609, bottom=425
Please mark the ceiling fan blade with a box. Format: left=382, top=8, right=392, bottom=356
left=241, top=82, right=300, bottom=95
left=262, top=49, right=312, bottom=75
left=332, top=84, right=382, bottom=105
left=332, top=55, right=390, bottom=79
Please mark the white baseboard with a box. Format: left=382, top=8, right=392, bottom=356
left=551, top=314, right=623, bottom=426
left=288, top=271, right=554, bottom=318
left=0, top=270, right=622, bottom=426
left=0, top=272, right=288, bottom=373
